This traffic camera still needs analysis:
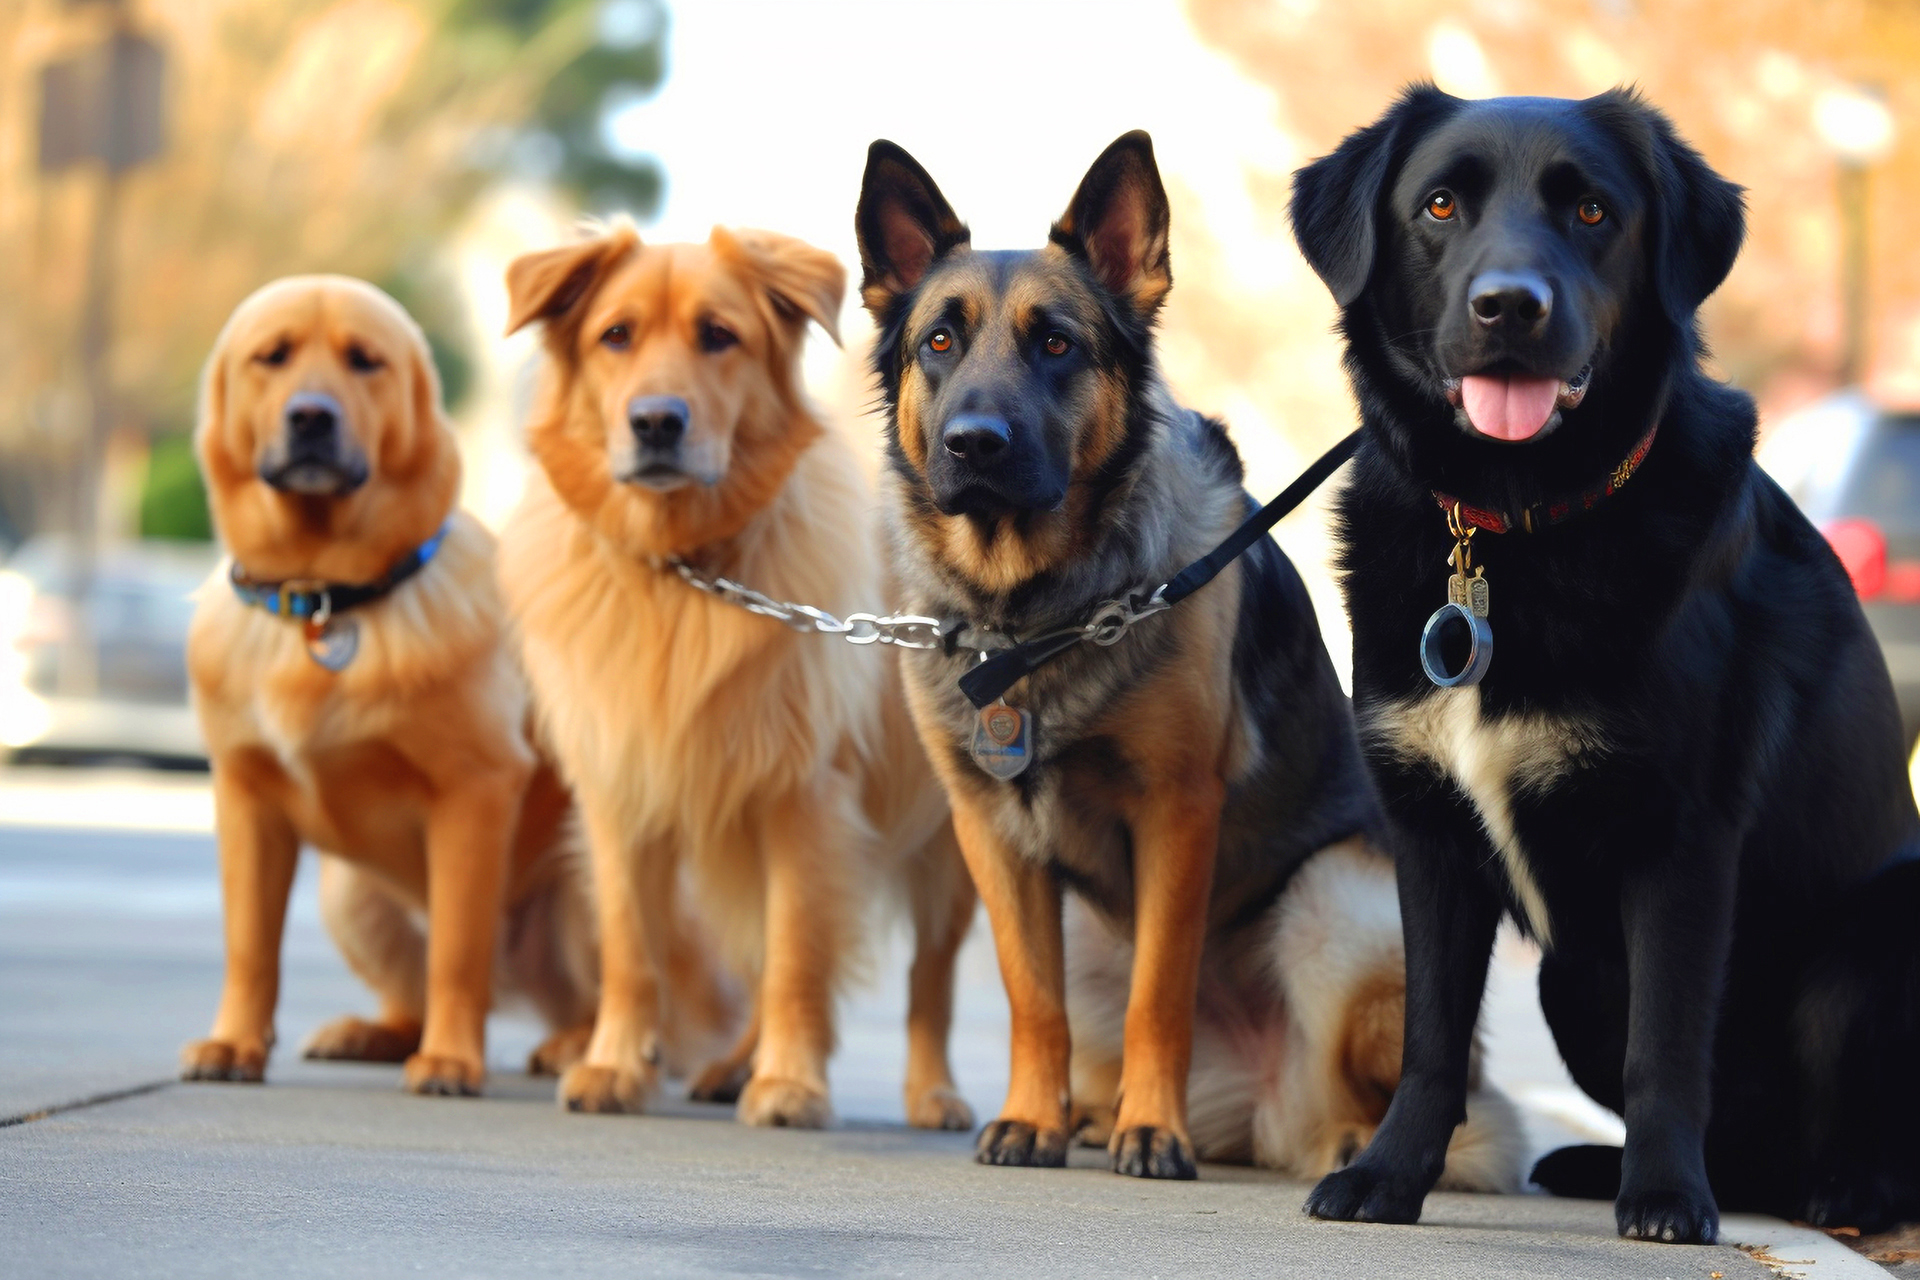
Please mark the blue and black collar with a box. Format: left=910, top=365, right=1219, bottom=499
left=230, top=521, right=451, bottom=624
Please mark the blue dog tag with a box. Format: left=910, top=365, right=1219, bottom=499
left=970, top=701, right=1032, bottom=780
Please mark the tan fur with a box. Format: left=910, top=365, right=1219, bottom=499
left=180, top=275, right=735, bottom=1095
left=1066, top=841, right=1526, bottom=1190
left=498, top=222, right=976, bottom=1128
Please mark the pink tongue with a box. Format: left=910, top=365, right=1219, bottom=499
left=1461, top=374, right=1560, bottom=441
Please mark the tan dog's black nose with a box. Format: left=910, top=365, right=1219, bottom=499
left=628, top=395, right=689, bottom=452
left=1468, top=272, right=1552, bottom=335
left=285, top=392, right=342, bottom=443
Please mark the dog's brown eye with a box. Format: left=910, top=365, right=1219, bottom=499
left=928, top=328, right=953, bottom=354
left=1577, top=199, right=1607, bottom=226
left=698, top=320, right=738, bottom=354
left=256, top=341, right=291, bottom=367
left=1044, top=332, right=1071, bottom=357
left=601, top=324, right=631, bottom=350
left=1426, top=191, right=1457, bottom=221
left=346, top=345, right=382, bottom=373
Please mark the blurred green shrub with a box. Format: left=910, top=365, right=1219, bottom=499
left=139, top=436, right=213, bottom=543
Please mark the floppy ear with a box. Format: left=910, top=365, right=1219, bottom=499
left=716, top=227, right=847, bottom=347
left=504, top=223, right=639, bottom=337
left=855, top=140, right=970, bottom=315
left=1637, top=98, right=1746, bottom=325
left=1291, top=85, right=1452, bottom=308
left=1052, top=130, right=1172, bottom=316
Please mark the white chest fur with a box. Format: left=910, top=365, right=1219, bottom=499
left=1368, top=687, right=1602, bottom=948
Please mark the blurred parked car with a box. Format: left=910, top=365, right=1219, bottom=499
left=1760, top=391, right=1920, bottom=749
left=0, top=536, right=216, bottom=767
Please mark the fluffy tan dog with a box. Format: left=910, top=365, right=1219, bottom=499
left=181, top=275, right=733, bottom=1094
left=498, top=221, right=976, bottom=1129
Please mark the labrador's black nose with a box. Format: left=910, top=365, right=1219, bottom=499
left=628, top=395, right=690, bottom=452
left=1468, top=272, right=1553, bottom=335
left=284, top=392, right=342, bottom=443
left=942, top=414, right=1012, bottom=465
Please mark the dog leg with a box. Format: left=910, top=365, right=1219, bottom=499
left=182, top=760, right=301, bottom=1084
left=1106, top=776, right=1222, bottom=1180
left=561, top=800, right=674, bottom=1114
left=950, top=798, right=1071, bottom=1167
left=403, top=776, right=519, bottom=1096
left=737, top=790, right=843, bottom=1129
left=902, top=822, right=976, bottom=1131
left=689, top=1000, right=758, bottom=1104
left=1306, top=781, right=1502, bottom=1223
left=305, top=856, right=425, bottom=1063
left=1611, top=828, right=1732, bottom=1245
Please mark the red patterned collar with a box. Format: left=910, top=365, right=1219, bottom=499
left=1432, top=424, right=1659, bottom=535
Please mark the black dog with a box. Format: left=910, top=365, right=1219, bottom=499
left=1291, top=85, right=1920, bottom=1243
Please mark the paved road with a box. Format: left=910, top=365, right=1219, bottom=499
left=0, top=769, right=1887, bottom=1277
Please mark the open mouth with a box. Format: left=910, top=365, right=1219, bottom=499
left=260, top=459, right=366, bottom=496
left=1442, top=362, right=1592, bottom=443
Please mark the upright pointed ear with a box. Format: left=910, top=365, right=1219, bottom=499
left=1052, top=130, right=1172, bottom=316
left=1291, top=85, right=1452, bottom=308
left=504, top=222, right=639, bottom=337
left=1604, top=91, right=1746, bottom=326
left=715, top=227, right=847, bottom=346
left=855, top=140, right=970, bottom=315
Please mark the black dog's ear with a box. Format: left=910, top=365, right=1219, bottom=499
left=1052, top=130, right=1172, bottom=317
left=855, top=141, right=970, bottom=316
left=1627, top=96, right=1747, bottom=326
left=1291, top=85, right=1451, bottom=308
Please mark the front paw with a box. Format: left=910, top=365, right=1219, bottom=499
left=559, top=1062, right=652, bottom=1114
left=906, top=1085, right=975, bottom=1132
left=1615, top=1184, right=1718, bottom=1244
left=1304, top=1161, right=1427, bottom=1224
left=737, top=1075, right=832, bottom=1128
left=305, top=1016, right=420, bottom=1064
left=975, top=1118, right=1069, bottom=1168
left=1797, top=1173, right=1899, bottom=1235
left=180, top=1038, right=266, bottom=1083
left=1110, top=1125, right=1197, bottom=1180
left=402, top=1053, right=484, bottom=1097
left=687, top=1056, right=752, bottom=1105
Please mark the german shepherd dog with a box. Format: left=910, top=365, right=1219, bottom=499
left=1294, top=87, right=1920, bottom=1241
left=856, top=133, right=1523, bottom=1185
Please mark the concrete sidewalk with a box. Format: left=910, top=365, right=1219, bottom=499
left=0, top=769, right=1891, bottom=1278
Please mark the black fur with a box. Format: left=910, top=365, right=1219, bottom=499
left=1294, top=86, right=1920, bottom=1241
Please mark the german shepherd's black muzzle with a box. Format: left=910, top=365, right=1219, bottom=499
left=928, top=402, right=1069, bottom=517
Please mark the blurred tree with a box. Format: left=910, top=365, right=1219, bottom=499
left=0, top=0, right=669, bottom=541
left=137, top=435, right=213, bottom=542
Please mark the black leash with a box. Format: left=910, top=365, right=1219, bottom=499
left=957, top=429, right=1361, bottom=708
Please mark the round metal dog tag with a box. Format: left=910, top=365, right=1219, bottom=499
left=1419, top=602, right=1491, bottom=688
left=970, top=702, right=1032, bottom=780
left=305, top=616, right=360, bottom=672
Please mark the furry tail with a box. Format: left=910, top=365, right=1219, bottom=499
left=1530, top=1143, right=1623, bottom=1200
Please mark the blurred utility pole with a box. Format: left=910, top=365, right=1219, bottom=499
left=1814, top=86, right=1896, bottom=389
left=35, top=0, right=165, bottom=697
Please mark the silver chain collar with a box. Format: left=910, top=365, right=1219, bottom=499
left=664, top=555, right=1170, bottom=657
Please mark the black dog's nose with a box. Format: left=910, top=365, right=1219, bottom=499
left=1468, top=272, right=1553, bottom=335
left=943, top=415, right=1011, bottom=464
left=628, top=395, right=690, bottom=451
left=284, top=392, right=341, bottom=442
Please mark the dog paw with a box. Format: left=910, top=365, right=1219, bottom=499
left=304, top=1016, right=420, bottom=1064
left=1615, top=1184, right=1719, bottom=1244
left=1796, top=1173, right=1899, bottom=1234
left=1070, top=1102, right=1115, bottom=1148
left=687, top=1057, right=752, bottom=1105
left=402, top=1053, right=483, bottom=1097
left=906, top=1085, right=974, bottom=1132
left=559, top=1063, right=651, bottom=1114
left=975, top=1118, right=1069, bottom=1168
left=526, top=1025, right=592, bottom=1078
left=737, top=1075, right=832, bottom=1129
left=1304, top=1162, right=1427, bottom=1223
left=1110, top=1125, right=1198, bottom=1180
left=179, top=1038, right=266, bottom=1083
